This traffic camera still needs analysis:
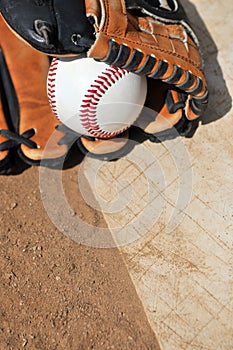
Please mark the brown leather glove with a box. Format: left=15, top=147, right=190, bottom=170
left=0, top=0, right=208, bottom=123
left=85, top=0, right=208, bottom=122
left=0, top=15, right=75, bottom=170
left=0, top=78, right=13, bottom=174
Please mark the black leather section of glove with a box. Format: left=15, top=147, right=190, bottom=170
left=125, top=0, right=188, bottom=22
left=0, top=0, right=95, bottom=55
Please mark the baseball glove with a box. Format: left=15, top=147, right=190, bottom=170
left=0, top=15, right=76, bottom=171
left=85, top=0, right=208, bottom=123
left=0, top=0, right=208, bottom=161
left=0, top=0, right=208, bottom=123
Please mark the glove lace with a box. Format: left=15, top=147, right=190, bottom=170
left=0, top=128, right=37, bottom=151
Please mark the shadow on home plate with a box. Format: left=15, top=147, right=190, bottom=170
left=181, top=0, right=232, bottom=124
left=39, top=112, right=193, bottom=248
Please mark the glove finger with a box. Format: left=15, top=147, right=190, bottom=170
left=136, top=79, right=185, bottom=134
left=0, top=15, right=68, bottom=162
left=87, top=0, right=208, bottom=119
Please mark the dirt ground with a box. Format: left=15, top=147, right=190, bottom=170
left=0, top=157, right=160, bottom=350
left=1, top=1, right=232, bottom=349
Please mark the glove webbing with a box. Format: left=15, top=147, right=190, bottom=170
left=95, top=39, right=208, bottom=119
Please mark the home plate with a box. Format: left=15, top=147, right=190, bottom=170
left=82, top=1, right=233, bottom=349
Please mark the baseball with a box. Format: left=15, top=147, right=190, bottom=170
left=47, top=57, right=147, bottom=139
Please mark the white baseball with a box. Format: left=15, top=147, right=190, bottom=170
left=47, top=57, right=147, bottom=139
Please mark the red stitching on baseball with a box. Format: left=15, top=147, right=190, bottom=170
left=79, top=66, right=130, bottom=139
left=47, top=59, right=130, bottom=138
left=47, top=58, right=59, bottom=118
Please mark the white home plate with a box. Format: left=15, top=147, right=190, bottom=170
left=82, top=1, right=233, bottom=349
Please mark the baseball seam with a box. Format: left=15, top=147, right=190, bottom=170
left=80, top=66, right=130, bottom=138
left=47, top=59, right=130, bottom=139
left=47, top=58, right=59, bottom=118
